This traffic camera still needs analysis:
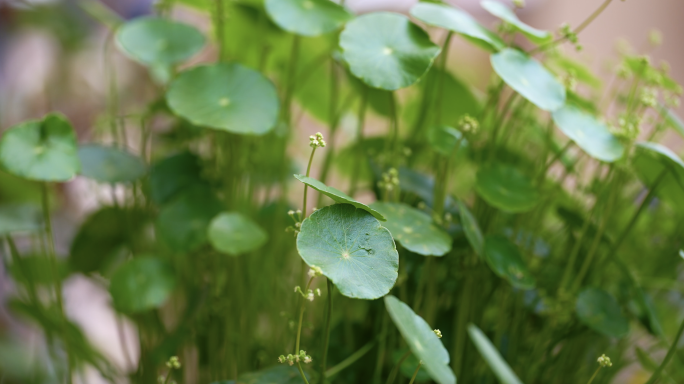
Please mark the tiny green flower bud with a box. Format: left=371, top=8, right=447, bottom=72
left=433, top=329, right=442, bottom=338
left=306, top=290, right=315, bottom=302
left=278, top=355, right=287, bottom=364
left=316, top=288, right=321, bottom=296
left=303, top=355, right=312, bottom=364
left=597, top=354, right=612, bottom=368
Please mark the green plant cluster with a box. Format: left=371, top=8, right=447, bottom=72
left=1, top=0, right=684, bottom=384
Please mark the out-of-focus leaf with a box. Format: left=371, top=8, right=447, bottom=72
left=483, top=235, right=535, bottom=289
left=109, top=257, right=177, bottom=313
left=0, top=204, right=41, bottom=235
left=576, top=287, right=629, bottom=338
left=552, top=105, right=624, bottom=162
left=265, top=0, right=353, bottom=37
left=481, top=0, right=551, bottom=43
left=468, top=324, right=523, bottom=384
left=149, top=152, right=204, bottom=206
left=457, top=201, right=483, bottom=256
left=78, top=144, right=147, bottom=183
left=632, top=142, right=684, bottom=207
left=208, top=212, right=268, bottom=256
left=476, top=164, right=539, bottom=213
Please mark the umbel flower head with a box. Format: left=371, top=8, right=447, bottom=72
left=278, top=351, right=313, bottom=366
left=433, top=329, right=442, bottom=339
left=310, top=132, right=326, bottom=148
left=458, top=115, right=479, bottom=135
left=166, top=356, right=181, bottom=369
left=597, top=354, right=612, bottom=368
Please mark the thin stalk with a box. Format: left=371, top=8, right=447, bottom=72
left=452, top=275, right=472, bottom=377
left=6, top=236, right=39, bottom=305
left=325, top=340, right=376, bottom=379
left=585, top=366, right=602, bottom=384
left=318, top=279, right=334, bottom=384
left=387, top=92, right=400, bottom=167
left=214, top=0, right=227, bottom=62
left=283, top=36, right=301, bottom=126
left=408, top=361, right=423, bottom=384
left=530, top=0, right=615, bottom=54
left=348, top=86, right=369, bottom=197
left=434, top=32, right=453, bottom=126
left=373, top=310, right=389, bottom=384
left=295, top=277, right=315, bottom=384
left=385, top=350, right=411, bottom=384
left=316, top=57, right=342, bottom=206
left=42, top=183, right=72, bottom=384
left=644, top=315, right=684, bottom=384
left=413, top=257, right=433, bottom=312
left=301, top=147, right=318, bottom=219
left=539, top=140, right=573, bottom=181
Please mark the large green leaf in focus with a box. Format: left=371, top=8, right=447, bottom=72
left=294, top=174, right=385, bottom=220
left=149, top=152, right=204, bottom=205
left=552, top=105, right=624, bottom=162
left=156, top=186, right=223, bottom=253
left=0, top=204, right=41, bottom=235
left=384, top=295, right=456, bottom=384
left=410, top=2, right=505, bottom=52
left=297, top=204, right=398, bottom=299
left=491, top=48, right=565, bottom=112
left=166, top=63, right=279, bottom=135
left=340, top=12, right=440, bottom=90
left=0, top=113, right=80, bottom=182
left=371, top=202, right=451, bottom=256
left=265, top=0, right=353, bottom=36
left=481, top=0, right=551, bottom=43
left=78, top=144, right=147, bottom=183
left=483, top=235, right=535, bottom=289
left=109, top=257, right=176, bottom=313
left=457, top=201, right=483, bottom=256
left=632, top=142, right=684, bottom=207
left=576, top=287, right=629, bottom=338
left=476, top=164, right=539, bottom=213
left=116, top=17, right=205, bottom=66
left=208, top=212, right=268, bottom=256
left=468, top=324, right=523, bottom=384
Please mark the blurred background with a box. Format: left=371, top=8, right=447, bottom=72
left=0, top=0, right=682, bottom=382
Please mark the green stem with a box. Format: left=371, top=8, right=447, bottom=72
left=283, top=35, right=301, bottom=126
left=316, top=57, right=342, bottom=206
left=434, top=32, right=453, bottom=126
left=413, top=257, right=433, bottom=312
left=326, top=340, right=376, bottom=379
left=214, top=0, right=227, bottom=62
left=388, top=92, right=400, bottom=168
left=385, top=350, right=411, bottom=384
left=408, top=361, right=423, bottom=384
left=318, top=279, right=333, bottom=384
left=42, top=183, right=72, bottom=384
left=373, top=310, right=389, bottom=384
left=644, top=315, right=684, bottom=384
left=349, top=86, right=369, bottom=197
left=6, top=236, right=39, bottom=305
left=295, top=277, right=315, bottom=384
left=452, top=275, right=472, bottom=377
left=585, top=366, right=602, bottom=384
left=302, top=147, right=317, bottom=219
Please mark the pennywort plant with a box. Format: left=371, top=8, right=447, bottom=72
left=1, top=0, right=684, bottom=384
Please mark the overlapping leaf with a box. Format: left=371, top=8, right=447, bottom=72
left=294, top=174, right=385, bottom=220
left=265, top=0, right=353, bottom=36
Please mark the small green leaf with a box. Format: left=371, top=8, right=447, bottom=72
left=467, top=324, right=523, bottom=384
left=427, top=126, right=465, bottom=156
left=384, top=295, right=456, bottom=384
left=371, top=202, right=451, bottom=256
left=410, top=2, right=505, bottom=52
left=265, top=0, right=353, bottom=36
left=632, top=142, right=684, bottom=206
left=0, top=204, right=41, bottom=235
left=552, top=105, right=624, bottom=162
left=457, top=201, right=483, bottom=256
left=208, top=212, right=268, bottom=256
left=476, top=164, right=539, bottom=213
left=491, top=48, right=566, bottom=112
left=481, top=0, right=551, bottom=43
left=340, top=12, right=441, bottom=90
left=297, top=204, right=398, bottom=300
left=116, top=17, right=205, bottom=66
left=294, top=174, right=386, bottom=220
left=483, top=235, right=535, bottom=289
left=156, top=186, right=223, bottom=253
left=167, top=63, right=279, bottom=135
left=109, top=257, right=177, bottom=313
left=77, top=144, right=147, bottom=183
left=576, top=287, right=629, bottom=338
left=149, top=152, right=204, bottom=205
left=0, top=113, right=80, bottom=182
left=237, top=365, right=310, bottom=384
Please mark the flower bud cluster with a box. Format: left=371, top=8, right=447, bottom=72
left=310, top=132, right=326, bottom=148
left=278, top=350, right=312, bottom=366
left=433, top=329, right=442, bottom=339
left=308, top=265, right=323, bottom=278
left=166, top=356, right=181, bottom=369
left=294, top=285, right=321, bottom=302
left=286, top=209, right=304, bottom=236
left=378, top=168, right=399, bottom=193
left=597, top=354, right=612, bottom=368
left=559, top=23, right=582, bottom=51
left=458, top=115, right=479, bottom=136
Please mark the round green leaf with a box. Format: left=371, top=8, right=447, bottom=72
left=632, top=142, right=684, bottom=206
left=340, top=12, right=441, bottom=90
left=208, top=212, right=268, bottom=256
left=166, top=63, right=279, bottom=135
left=294, top=174, right=386, bottom=220
left=77, top=144, right=147, bottom=183
left=491, top=48, right=566, bottom=112
left=481, top=0, right=551, bottom=43
left=552, top=105, right=624, bottom=162
left=237, top=365, right=310, bottom=384
left=149, top=152, right=204, bottom=205
left=370, top=202, right=451, bottom=256
left=265, top=0, right=353, bottom=37
left=116, top=17, right=205, bottom=66
left=483, top=235, right=535, bottom=289
left=427, top=126, right=465, bottom=156
left=467, top=324, right=523, bottom=384
left=156, top=186, right=223, bottom=253
left=0, top=204, right=41, bottom=235
left=384, top=295, right=456, bottom=384
left=576, top=287, right=629, bottom=338
left=457, top=201, right=483, bottom=256
left=410, top=3, right=504, bottom=52
left=296, top=204, right=398, bottom=300
left=0, top=113, right=80, bottom=182
left=475, top=164, right=539, bottom=213
left=109, top=257, right=177, bottom=313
